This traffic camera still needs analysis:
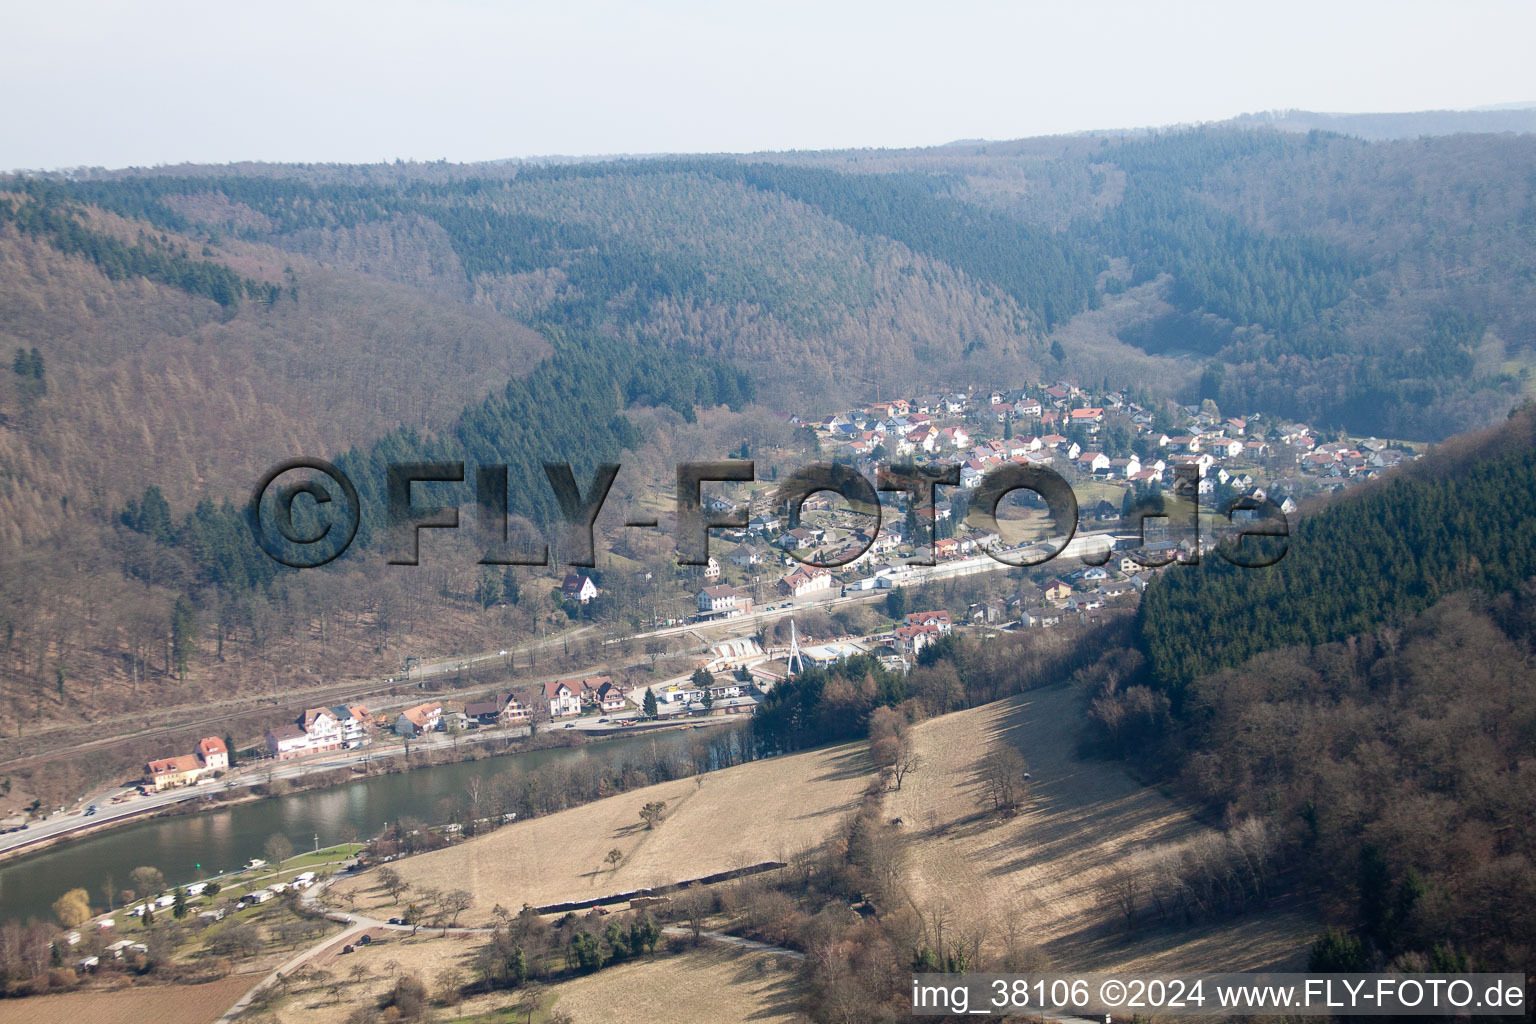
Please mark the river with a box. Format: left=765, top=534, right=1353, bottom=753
left=0, top=731, right=689, bottom=925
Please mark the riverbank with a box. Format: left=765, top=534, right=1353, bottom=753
left=0, top=715, right=732, bottom=868
left=0, top=718, right=749, bottom=923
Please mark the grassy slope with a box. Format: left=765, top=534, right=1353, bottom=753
left=254, top=934, right=806, bottom=1024
left=546, top=945, right=806, bottom=1024
left=889, top=686, right=1317, bottom=971
left=334, top=742, right=872, bottom=924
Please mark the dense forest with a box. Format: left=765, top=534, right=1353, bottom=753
left=1135, top=407, right=1536, bottom=699
left=1079, top=409, right=1536, bottom=972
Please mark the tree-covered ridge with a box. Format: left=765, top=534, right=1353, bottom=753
left=724, top=163, right=1104, bottom=331
left=1136, top=409, right=1536, bottom=698
left=335, top=327, right=752, bottom=545
left=1071, top=128, right=1529, bottom=436
left=0, top=179, right=279, bottom=308
left=51, top=160, right=1101, bottom=336
left=30, top=128, right=1536, bottom=437
left=1086, top=130, right=1365, bottom=345
left=120, top=327, right=751, bottom=588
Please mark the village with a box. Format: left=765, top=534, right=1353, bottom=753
left=129, top=378, right=1416, bottom=793
left=665, top=379, right=1415, bottom=633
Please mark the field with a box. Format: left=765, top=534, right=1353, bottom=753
left=888, top=685, right=1317, bottom=972
left=242, top=933, right=807, bottom=1024
left=251, top=931, right=487, bottom=1024
left=0, top=974, right=259, bottom=1024
left=334, top=742, right=872, bottom=924
left=545, top=944, right=807, bottom=1024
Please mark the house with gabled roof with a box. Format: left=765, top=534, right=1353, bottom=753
left=146, top=753, right=205, bottom=790
left=779, top=567, right=833, bottom=597
left=904, top=610, right=952, bottom=634
left=393, top=701, right=442, bottom=738
left=561, top=573, right=599, bottom=604
left=196, top=736, right=229, bottom=771
left=301, top=706, right=343, bottom=752
left=543, top=679, right=582, bottom=718
left=266, top=724, right=309, bottom=760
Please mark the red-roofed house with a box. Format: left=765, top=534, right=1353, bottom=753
left=146, top=754, right=206, bottom=791
left=196, top=736, right=229, bottom=771
left=544, top=680, right=582, bottom=719
left=393, top=702, right=442, bottom=738
left=779, top=567, right=833, bottom=597
left=904, top=611, right=953, bottom=634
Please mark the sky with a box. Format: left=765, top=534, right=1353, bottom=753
left=4, top=0, right=1534, bottom=170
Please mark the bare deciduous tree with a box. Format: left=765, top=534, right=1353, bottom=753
left=977, top=746, right=1029, bottom=815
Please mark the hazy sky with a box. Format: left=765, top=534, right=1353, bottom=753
left=5, top=0, right=1534, bottom=169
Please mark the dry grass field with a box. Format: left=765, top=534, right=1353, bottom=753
left=0, top=974, right=260, bottom=1024
left=548, top=944, right=808, bottom=1024
left=250, top=932, right=487, bottom=1024
left=889, top=685, right=1316, bottom=972
left=334, top=741, right=872, bottom=924
left=242, top=935, right=807, bottom=1024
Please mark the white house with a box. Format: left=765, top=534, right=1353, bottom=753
left=266, top=724, right=309, bottom=760
left=560, top=573, right=599, bottom=604
left=730, top=545, right=765, bottom=567
left=543, top=680, right=583, bottom=719
left=779, top=568, right=833, bottom=597
left=939, top=426, right=971, bottom=450
left=697, top=585, right=743, bottom=616
left=195, top=736, right=229, bottom=771
left=1076, top=452, right=1110, bottom=474
left=301, top=707, right=344, bottom=753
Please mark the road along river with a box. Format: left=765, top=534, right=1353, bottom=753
left=0, top=730, right=686, bottom=924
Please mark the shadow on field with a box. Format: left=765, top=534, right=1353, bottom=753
left=726, top=948, right=805, bottom=1021
left=808, top=748, right=871, bottom=783
left=790, top=795, right=861, bottom=821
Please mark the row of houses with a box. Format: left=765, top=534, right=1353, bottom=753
left=144, top=736, right=230, bottom=791
left=543, top=676, right=628, bottom=718
left=267, top=704, right=371, bottom=759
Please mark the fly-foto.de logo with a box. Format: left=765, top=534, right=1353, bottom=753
left=247, top=458, right=1288, bottom=571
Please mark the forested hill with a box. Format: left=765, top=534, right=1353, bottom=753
left=1105, top=406, right=1536, bottom=976
left=22, top=123, right=1536, bottom=439
left=1135, top=406, right=1536, bottom=699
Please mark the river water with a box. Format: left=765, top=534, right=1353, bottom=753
left=0, top=731, right=685, bottom=925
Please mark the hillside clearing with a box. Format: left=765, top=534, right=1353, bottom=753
left=547, top=944, right=808, bottom=1024
left=0, top=974, right=259, bottom=1024
left=889, top=686, right=1316, bottom=971
left=335, top=742, right=871, bottom=924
